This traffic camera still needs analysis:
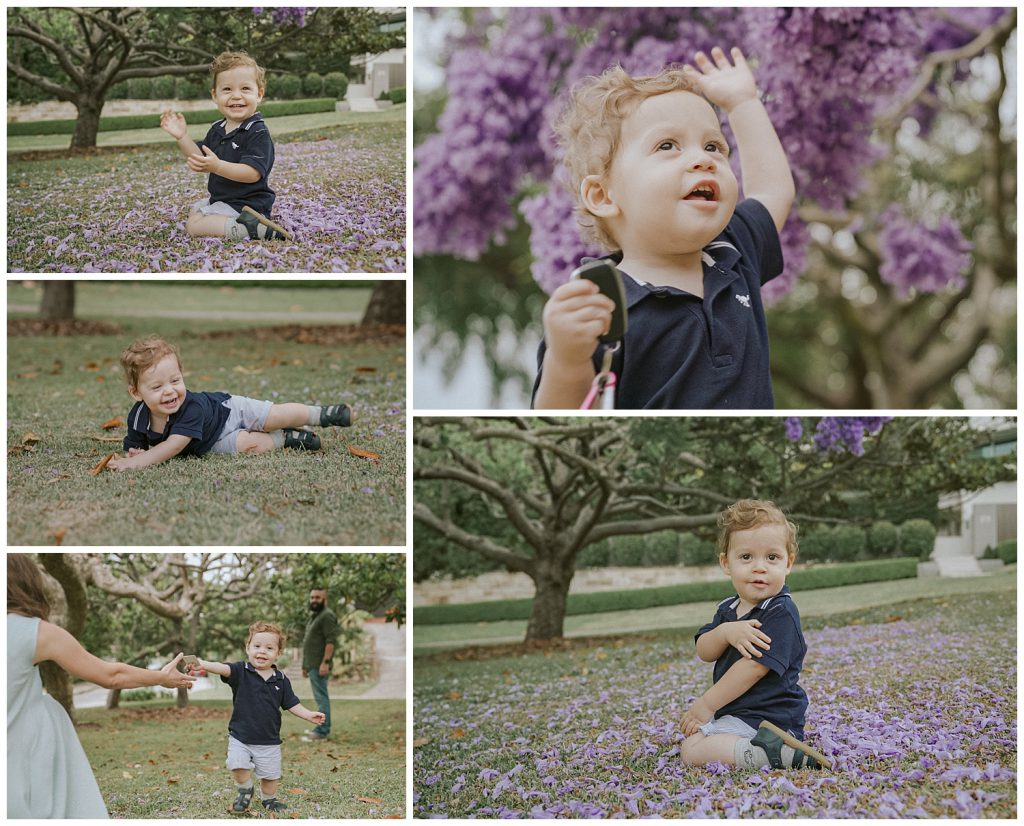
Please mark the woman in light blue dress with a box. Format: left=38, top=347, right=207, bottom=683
left=7, top=554, right=194, bottom=819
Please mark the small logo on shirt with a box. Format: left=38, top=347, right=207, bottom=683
left=231, top=141, right=240, bottom=149
left=735, top=294, right=751, bottom=308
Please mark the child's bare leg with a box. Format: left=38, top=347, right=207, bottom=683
left=186, top=210, right=229, bottom=237
left=260, top=777, right=279, bottom=799
left=236, top=430, right=276, bottom=454
left=263, top=403, right=312, bottom=432
left=232, top=768, right=253, bottom=786
left=680, top=732, right=739, bottom=766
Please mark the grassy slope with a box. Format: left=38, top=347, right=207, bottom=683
left=412, top=567, right=1017, bottom=653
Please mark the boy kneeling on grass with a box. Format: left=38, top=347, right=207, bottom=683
left=680, top=499, right=833, bottom=771
left=107, top=335, right=354, bottom=471
left=186, top=621, right=325, bottom=816
left=160, top=50, right=291, bottom=241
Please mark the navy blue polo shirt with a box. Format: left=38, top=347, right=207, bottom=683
left=533, top=199, right=783, bottom=409
left=694, top=585, right=808, bottom=739
left=123, top=390, right=231, bottom=457
left=220, top=660, right=300, bottom=746
left=197, top=112, right=276, bottom=216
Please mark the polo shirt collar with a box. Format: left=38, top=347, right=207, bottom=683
left=582, top=237, right=743, bottom=309
left=243, top=660, right=282, bottom=681
left=213, top=111, right=265, bottom=134
left=726, top=584, right=792, bottom=614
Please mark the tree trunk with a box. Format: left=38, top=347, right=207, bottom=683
left=525, top=572, right=572, bottom=642
left=71, top=93, right=103, bottom=150
left=40, top=282, right=76, bottom=320
left=37, top=554, right=89, bottom=722
left=106, top=689, right=122, bottom=709
left=361, top=281, right=405, bottom=325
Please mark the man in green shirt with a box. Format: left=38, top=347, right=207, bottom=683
left=300, top=587, right=338, bottom=741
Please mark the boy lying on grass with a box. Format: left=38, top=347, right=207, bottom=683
left=185, top=621, right=325, bottom=816
left=107, top=335, right=354, bottom=471
left=680, top=499, right=832, bottom=770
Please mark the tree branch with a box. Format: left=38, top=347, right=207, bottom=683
left=413, top=503, right=536, bottom=576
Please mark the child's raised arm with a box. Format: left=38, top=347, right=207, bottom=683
left=685, top=47, right=795, bottom=232
left=161, top=110, right=203, bottom=160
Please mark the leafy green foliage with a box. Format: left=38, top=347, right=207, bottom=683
left=900, top=519, right=939, bottom=559
left=867, top=521, right=899, bottom=555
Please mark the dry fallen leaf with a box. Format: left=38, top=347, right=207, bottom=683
left=101, top=417, right=124, bottom=429
left=22, top=432, right=41, bottom=445
left=122, top=771, right=132, bottom=779
left=446, top=690, right=462, bottom=701
left=347, top=444, right=381, bottom=464
left=452, top=728, right=466, bottom=738
left=286, top=788, right=307, bottom=795
left=90, top=453, right=116, bottom=476
left=412, top=737, right=431, bottom=748
left=356, top=796, right=384, bottom=805
left=52, top=528, right=66, bottom=546
left=166, top=776, right=179, bottom=784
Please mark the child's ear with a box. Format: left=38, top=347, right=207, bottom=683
left=580, top=175, right=620, bottom=219
left=128, top=386, right=142, bottom=402
left=718, top=552, right=730, bottom=573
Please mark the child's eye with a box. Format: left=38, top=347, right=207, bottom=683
left=656, top=140, right=676, bottom=151
left=706, top=140, right=729, bottom=155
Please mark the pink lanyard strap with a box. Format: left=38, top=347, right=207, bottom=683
left=580, top=370, right=617, bottom=410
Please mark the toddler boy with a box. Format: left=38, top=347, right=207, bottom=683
left=107, top=335, right=353, bottom=470
left=680, top=499, right=831, bottom=770
left=160, top=50, right=291, bottom=241
left=534, top=47, right=795, bottom=409
left=187, top=621, right=325, bottom=815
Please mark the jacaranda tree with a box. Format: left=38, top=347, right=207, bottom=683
left=413, top=417, right=1012, bottom=641
left=414, top=8, right=1016, bottom=408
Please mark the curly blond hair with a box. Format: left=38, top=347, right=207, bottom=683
left=716, top=499, right=798, bottom=562
left=554, top=65, right=702, bottom=250
left=120, top=336, right=181, bottom=392
left=210, top=51, right=266, bottom=92
left=246, top=620, right=286, bottom=650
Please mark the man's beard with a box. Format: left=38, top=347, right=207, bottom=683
left=309, top=602, right=324, bottom=613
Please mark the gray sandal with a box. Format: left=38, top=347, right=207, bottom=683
left=752, top=721, right=832, bottom=770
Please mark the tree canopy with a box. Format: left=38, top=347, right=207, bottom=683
left=414, top=416, right=1014, bottom=640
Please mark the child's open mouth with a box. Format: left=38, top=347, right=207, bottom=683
left=683, top=180, right=719, bottom=203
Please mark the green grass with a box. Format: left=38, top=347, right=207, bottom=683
left=78, top=699, right=404, bottom=818
left=413, top=566, right=1017, bottom=654
left=7, top=289, right=405, bottom=545
left=7, top=106, right=404, bottom=153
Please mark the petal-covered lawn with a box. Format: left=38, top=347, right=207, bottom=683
left=413, top=589, right=1016, bottom=818
left=7, top=119, right=404, bottom=273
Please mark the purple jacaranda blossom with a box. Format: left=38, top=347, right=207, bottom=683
left=8, top=129, right=403, bottom=273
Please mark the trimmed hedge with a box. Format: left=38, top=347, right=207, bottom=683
left=900, top=519, right=937, bottom=560
left=8, top=97, right=336, bottom=137
left=415, top=558, right=919, bottom=626
left=984, top=539, right=1016, bottom=564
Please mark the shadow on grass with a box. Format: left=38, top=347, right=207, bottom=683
left=78, top=700, right=405, bottom=818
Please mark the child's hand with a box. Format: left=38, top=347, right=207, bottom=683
left=309, top=711, right=326, bottom=726
left=127, top=447, right=146, bottom=457
left=186, top=146, right=223, bottom=174
left=723, top=620, right=771, bottom=659
left=106, top=454, right=136, bottom=471
left=542, top=279, right=615, bottom=366
left=681, top=698, right=714, bottom=737
left=684, top=46, right=758, bottom=113
left=160, top=110, right=188, bottom=140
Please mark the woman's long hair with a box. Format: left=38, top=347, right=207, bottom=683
left=7, top=554, right=51, bottom=620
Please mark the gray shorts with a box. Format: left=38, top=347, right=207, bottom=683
left=699, top=715, right=758, bottom=738
left=209, top=395, right=274, bottom=454
left=226, top=735, right=282, bottom=779
left=192, top=198, right=240, bottom=219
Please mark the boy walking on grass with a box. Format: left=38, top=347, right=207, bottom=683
left=534, top=47, right=794, bottom=409
left=680, top=499, right=832, bottom=770
left=107, top=335, right=354, bottom=470
left=160, top=50, right=291, bottom=241
left=186, top=621, right=325, bottom=816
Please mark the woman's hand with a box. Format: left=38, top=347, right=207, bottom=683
left=158, top=653, right=196, bottom=690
